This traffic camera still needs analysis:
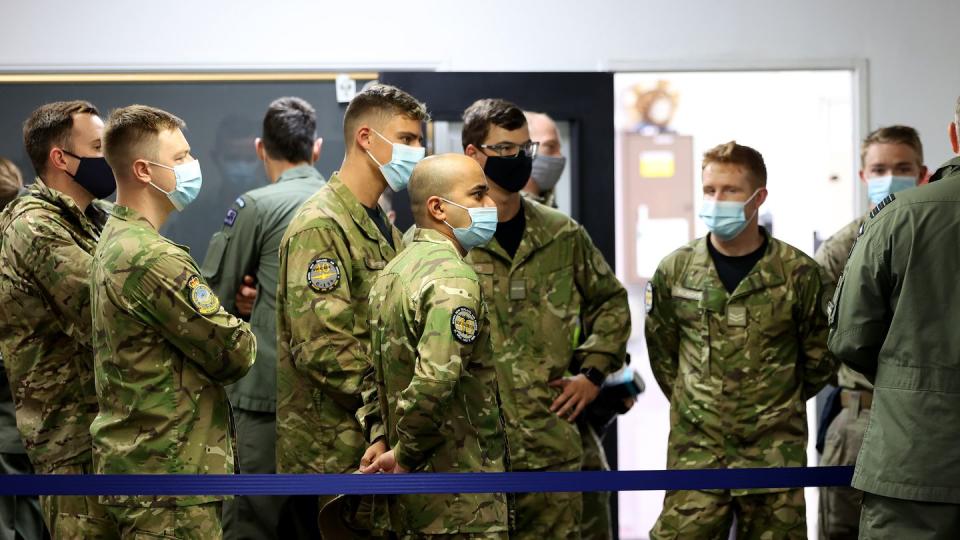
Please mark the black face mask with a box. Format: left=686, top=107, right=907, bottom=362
left=483, top=151, right=533, bottom=193
left=63, top=150, right=116, bottom=199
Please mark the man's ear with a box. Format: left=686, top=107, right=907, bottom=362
left=48, top=147, right=70, bottom=173
left=357, top=126, right=373, bottom=152
left=465, top=144, right=486, bottom=167
left=132, top=159, right=153, bottom=185
left=426, top=195, right=446, bottom=222
left=311, top=137, right=323, bottom=164
left=950, top=122, right=959, bottom=155
left=255, top=138, right=266, bottom=162
left=754, top=187, right=769, bottom=207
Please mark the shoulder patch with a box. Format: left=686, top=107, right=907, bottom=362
left=869, top=193, right=895, bottom=219
left=644, top=281, right=655, bottom=314
left=224, top=208, right=238, bottom=227
left=307, top=257, right=341, bottom=293
left=186, top=274, right=220, bottom=315
left=235, top=197, right=246, bottom=209
left=451, top=306, right=479, bottom=344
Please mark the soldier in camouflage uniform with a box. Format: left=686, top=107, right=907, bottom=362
left=0, top=101, right=120, bottom=539
left=522, top=110, right=618, bottom=540
left=646, top=142, right=836, bottom=539
left=814, top=125, right=925, bottom=540
left=359, top=154, right=508, bottom=538
left=93, top=105, right=256, bottom=538
left=275, top=84, right=427, bottom=533
left=461, top=99, right=631, bottom=539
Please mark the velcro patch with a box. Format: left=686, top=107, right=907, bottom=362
left=224, top=208, right=238, bottom=227
left=451, top=306, right=479, bottom=344
left=869, top=193, right=895, bottom=219
left=644, top=282, right=654, bottom=314
left=187, top=274, right=220, bottom=316
left=307, top=257, right=341, bottom=293
left=235, top=197, right=246, bottom=208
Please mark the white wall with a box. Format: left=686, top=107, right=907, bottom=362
left=3, top=0, right=959, bottom=166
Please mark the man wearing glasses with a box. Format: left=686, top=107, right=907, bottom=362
left=461, top=98, right=631, bottom=539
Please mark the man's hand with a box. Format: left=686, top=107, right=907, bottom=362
left=234, top=275, right=257, bottom=318
left=358, top=439, right=387, bottom=472
left=359, top=449, right=408, bottom=474
left=548, top=374, right=601, bottom=422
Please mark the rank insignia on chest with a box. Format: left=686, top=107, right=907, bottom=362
left=869, top=193, right=895, bottom=219
left=644, top=281, right=654, bottom=313
left=307, top=257, right=341, bottom=293
left=726, top=305, right=747, bottom=327
left=187, top=275, right=220, bottom=316
left=451, top=306, right=479, bottom=344
left=509, top=279, right=526, bottom=300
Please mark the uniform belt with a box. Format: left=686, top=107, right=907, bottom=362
left=840, top=389, right=873, bottom=410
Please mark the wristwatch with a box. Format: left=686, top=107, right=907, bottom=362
left=580, top=367, right=605, bottom=387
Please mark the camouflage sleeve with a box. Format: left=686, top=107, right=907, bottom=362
left=392, top=276, right=479, bottom=471
left=644, top=266, right=679, bottom=399
left=827, top=227, right=889, bottom=382
left=571, top=226, right=631, bottom=375
left=796, top=263, right=839, bottom=398
left=201, top=196, right=260, bottom=318
left=813, top=241, right=844, bottom=286
left=357, top=368, right=385, bottom=443
left=17, top=213, right=94, bottom=347
left=282, top=226, right=371, bottom=411
left=133, top=250, right=256, bottom=384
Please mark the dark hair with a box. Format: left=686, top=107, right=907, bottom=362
left=262, top=97, right=317, bottom=163
left=102, top=105, right=186, bottom=176
left=702, top=141, right=768, bottom=188
left=23, top=100, right=100, bottom=176
left=861, top=125, right=924, bottom=167
left=461, top=98, right=526, bottom=150
left=343, top=83, right=429, bottom=143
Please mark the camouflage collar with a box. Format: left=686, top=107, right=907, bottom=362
left=110, top=204, right=191, bottom=252
left=27, top=177, right=100, bottom=238
left=928, top=155, right=960, bottom=183
left=276, top=164, right=323, bottom=185
left=686, top=232, right=786, bottom=300
left=327, top=173, right=399, bottom=255
left=412, top=227, right=460, bottom=254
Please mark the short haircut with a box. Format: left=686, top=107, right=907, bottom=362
left=860, top=125, right=924, bottom=167
left=343, top=84, right=429, bottom=143
left=461, top=98, right=526, bottom=150
left=102, top=105, right=186, bottom=177
left=262, top=97, right=317, bottom=163
left=22, top=100, right=100, bottom=177
left=0, top=157, right=23, bottom=210
left=408, top=157, right=452, bottom=226
left=702, top=141, right=767, bottom=188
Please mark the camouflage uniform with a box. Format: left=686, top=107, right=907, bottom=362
left=0, top=179, right=118, bottom=539
left=645, top=233, right=836, bottom=539
left=521, top=189, right=614, bottom=540
left=813, top=216, right=872, bottom=540
left=465, top=198, right=630, bottom=539
left=365, top=227, right=509, bottom=538
left=90, top=204, right=256, bottom=537
left=276, top=173, right=400, bottom=521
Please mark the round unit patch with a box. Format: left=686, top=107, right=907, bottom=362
left=307, top=257, right=341, bottom=293
left=187, top=275, right=220, bottom=315
left=451, top=306, right=479, bottom=344
left=644, top=281, right=655, bottom=314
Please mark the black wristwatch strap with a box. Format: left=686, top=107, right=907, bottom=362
left=580, top=367, right=604, bottom=387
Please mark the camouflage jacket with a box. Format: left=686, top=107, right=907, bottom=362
left=366, top=228, right=508, bottom=535
left=0, top=180, right=103, bottom=472
left=90, top=204, right=256, bottom=507
left=465, top=198, right=630, bottom=470
left=276, top=173, right=401, bottom=474
left=645, top=233, right=836, bottom=494
left=814, top=216, right=872, bottom=391
left=520, top=188, right=557, bottom=209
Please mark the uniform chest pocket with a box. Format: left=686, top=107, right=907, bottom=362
left=350, top=258, right=384, bottom=321
left=749, top=303, right=793, bottom=341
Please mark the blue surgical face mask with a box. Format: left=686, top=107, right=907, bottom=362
left=867, top=175, right=915, bottom=205
left=148, top=159, right=203, bottom=211
left=699, top=189, right=761, bottom=241
left=367, top=129, right=425, bottom=192
left=440, top=198, right=498, bottom=251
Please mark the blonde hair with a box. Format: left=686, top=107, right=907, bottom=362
left=702, top=141, right=767, bottom=188
left=103, top=105, right=186, bottom=178
left=860, top=125, right=923, bottom=167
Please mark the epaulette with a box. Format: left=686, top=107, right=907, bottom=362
left=869, top=193, right=895, bottom=219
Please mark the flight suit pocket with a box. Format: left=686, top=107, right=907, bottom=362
left=200, top=232, right=228, bottom=280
